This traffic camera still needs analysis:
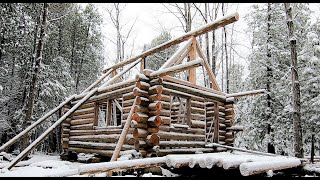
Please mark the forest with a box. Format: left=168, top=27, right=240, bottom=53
left=0, top=3, right=320, bottom=177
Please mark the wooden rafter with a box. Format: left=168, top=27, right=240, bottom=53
left=194, top=39, right=221, bottom=92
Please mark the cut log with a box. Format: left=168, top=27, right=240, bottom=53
left=146, top=134, right=160, bottom=146
left=133, top=128, right=148, bottom=139
left=148, top=101, right=162, bottom=111
left=135, top=81, right=150, bottom=91
left=133, top=87, right=149, bottom=98
left=147, top=127, right=159, bottom=133
left=148, top=85, right=163, bottom=94
left=130, top=121, right=148, bottom=129
left=150, top=78, right=163, bottom=86
left=149, top=93, right=171, bottom=102
left=239, top=158, right=301, bottom=176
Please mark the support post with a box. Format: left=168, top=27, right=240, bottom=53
left=188, top=36, right=197, bottom=83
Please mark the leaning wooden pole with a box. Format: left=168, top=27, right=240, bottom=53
left=81, top=69, right=113, bottom=93
left=102, top=12, right=239, bottom=73
left=110, top=97, right=138, bottom=162
left=2, top=88, right=99, bottom=171
left=0, top=95, right=76, bottom=152
left=205, top=143, right=279, bottom=157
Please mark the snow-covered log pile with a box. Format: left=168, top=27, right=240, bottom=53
left=165, top=152, right=301, bottom=176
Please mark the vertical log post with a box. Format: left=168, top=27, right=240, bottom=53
left=213, top=102, right=219, bottom=143
left=140, top=57, right=145, bottom=72
left=188, top=36, right=197, bottom=83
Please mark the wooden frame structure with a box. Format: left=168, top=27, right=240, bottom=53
left=0, top=12, right=266, bottom=171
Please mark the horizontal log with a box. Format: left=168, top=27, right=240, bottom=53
left=78, top=102, right=95, bottom=110
left=149, top=93, right=171, bottom=102
left=70, top=118, right=94, bottom=125
left=159, top=141, right=205, bottom=148
left=135, top=73, right=149, bottom=82
left=147, top=127, right=159, bottom=133
left=135, top=81, right=150, bottom=91
left=162, top=81, right=226, bottom=102
left=122, top=92, right=136, bottom=101
left=133, top=87, right=149, bottom=98
left=225, top=132, right=234, bottom=139
left=225, top=138, right=234, bottom=144
left=191, top=120, right=206, bottom=128
left=69, top=141, right=134, bottom=151
left=62, top=129, right=70, bottom=134
left=150, top=58, right=203, bottom=78
left=191, top=107, right=205, bottom=114
left=239, top=158, right=301, bottom=176
left=134, top=140, right=147, bottom=149
left=69, top=134, right=134, bottom=144
left=226, top=89, right=266, bottom=98
left=123, top=96, right=149, bottom=107
left=150, top=78, right=163, bottom=86
left=123, top=112, right=148, bottom=123
left=157, top=148, right=215, bottom=156
left=147, top=116, right=162, bottom=127
left=130, top=121, right=148, bottom=129
left=149, top=109, right=171, bottom=117
left=70, top=123, right=93, bottom=130
left=69, top=129, right=123, bottom=136
left=162, top=76, right=225, bottom=96
left=68, top=147, right=116, bottom=157
left=224, top=104, right=234, bottom=109
left=226, top=126, right=243, bottom=131
left=123, top=105, right=149, bottom=114
left=71, top=113, right=95, bottom=120
left=148, top=101, right=162, bottom=111
left=61, top=123, right=70, bottom=127
left=159, top=125, right=205, bottom=134
left=148, top=85, right=163, bottom=95
left=158, top=131, right=205, bottom=141
left=133, top=128, right=148, bottom=139
left=163, top=87, right=204, bottom=102
left=62, top=134, right=69, bottom=138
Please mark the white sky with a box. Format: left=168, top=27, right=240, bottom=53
left=79, top=3, right=320, bottom=89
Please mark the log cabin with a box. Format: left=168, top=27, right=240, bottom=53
left=0, top=12, right=267, bottom=171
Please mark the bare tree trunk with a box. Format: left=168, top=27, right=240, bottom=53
left=222, top=3, right=229, bottom=93
left=266, top=3, right=275, bottom=154
left=211, top=3, right=219, bottom=78
left=70, top=20, right=77, bottom=78
left=58, top=18, right=62, bottom=55
left=284, top=3, right=303, bottom=158
left=21, top=3, right=49, bottom=154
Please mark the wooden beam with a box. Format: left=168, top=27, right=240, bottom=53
left=100, top=58, right=142, bottom=88
left=110, top=97, right=138, bottom=161
left=113, top=99, right=122, bottom=113
left=0, top=95, right=76, bottom=152
left=226, top=89, right=267, bottom=98
left=3, top=88, right=99, bottom=170
left=102, top=12, right=239, bottom=73
left=195, top=39, right=221, bottom=91
left=82, top=69, right=113, bottom=93
left=159, top=38, right=193, bottom=70
left=149, top=58, right=203, bottom=78
left=189, top=36, right=197, bottom=83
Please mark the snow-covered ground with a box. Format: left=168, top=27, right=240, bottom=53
left=0, top=151, right=318, bottom=177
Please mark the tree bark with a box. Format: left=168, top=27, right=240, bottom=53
left=21, top=3, right=49, bottom=153
left=284, top=3, right=303, bottom=158
left=266, top=3, right=275, bottom=154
